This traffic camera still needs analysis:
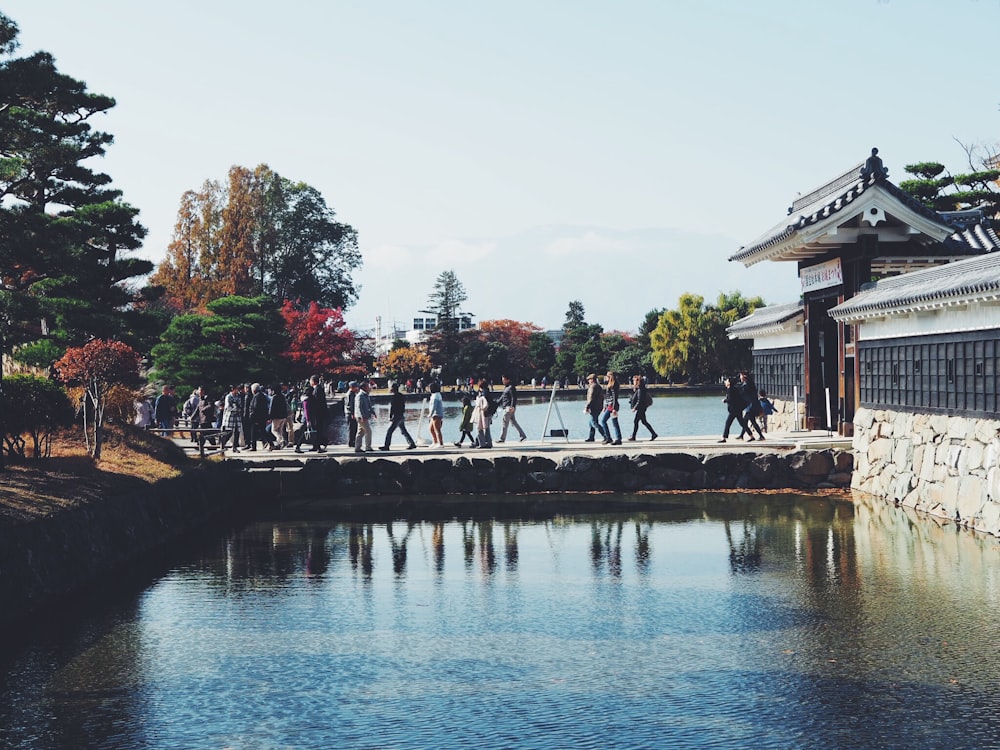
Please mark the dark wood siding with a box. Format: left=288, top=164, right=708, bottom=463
left=751, top=346, right=805, bottom=400
left=859, top=330, right=1000, bottom=416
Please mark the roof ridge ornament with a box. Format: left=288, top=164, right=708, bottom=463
left=859, top=147, right=889, bottom=181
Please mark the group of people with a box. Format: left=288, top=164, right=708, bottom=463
left=139, top=378, right=334, bottom=454
left=719, top=370, right=775, bottom=443
left=583, top=371, right=658, bottom=445
left=138, top=371, right=667, bottom=455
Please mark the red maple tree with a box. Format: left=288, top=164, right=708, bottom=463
left=280, top=300, right=359, bottom=379
left=54, top=339, right=142, bottom=460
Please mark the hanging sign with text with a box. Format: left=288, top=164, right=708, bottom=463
left=800, top=258, right=843, bottom=293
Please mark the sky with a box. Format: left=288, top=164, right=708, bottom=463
left=4, top=0, right=999, bottom=335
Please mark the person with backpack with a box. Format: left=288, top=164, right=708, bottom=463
left=736, top=370, right=766, bottom=441
left=454, top=394, right=476, bottom=447
left=758, top=390, right=776, bottom=433
left=628, top=374, right=658, bottom=441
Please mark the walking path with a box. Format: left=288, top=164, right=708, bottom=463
left=171, top=429, right=852, bottom=466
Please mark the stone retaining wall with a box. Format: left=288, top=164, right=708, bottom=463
left=767, top=397, right=803, bottom=434
left=0, top=463, right=248, bottom=631
left=852, top=406, right=1000, bottom=537
left=273, top=449, right=853, bottom=498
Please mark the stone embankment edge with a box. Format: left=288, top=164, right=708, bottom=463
left=0, top=449, right=852, bottom=630
left=0, top=462, right=252, bottom=631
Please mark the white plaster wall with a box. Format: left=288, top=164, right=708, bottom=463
left=751, top=330, right=803, bottom=350
left=852, top=406, right=1000, bottom=537
left=859, top=300, right=1000, bottom=340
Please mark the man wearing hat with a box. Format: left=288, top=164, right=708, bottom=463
left=345, top=381, right=359, bottom=448
left=584, top=373, right=607, bottom=443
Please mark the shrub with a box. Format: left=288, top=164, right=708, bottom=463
left=2, top=375, right=74, bottom=459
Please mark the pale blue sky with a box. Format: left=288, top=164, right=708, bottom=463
left=4, top=1, right=998, bottom=333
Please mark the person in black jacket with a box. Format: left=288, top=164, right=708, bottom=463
left=628, top=375, right=657, bottom=441
left=718, top=376, right=749, bottom=443
left=247, top=383, right=275, bottom=451
left=268, top=384, right=290, bottom=448
left=380, top=382, right=416, bottom=450
left=307, top=375, right=329, bottom=450
left=497, top=375, right=527, bottom=443
left=736, top=370, right=765, bottom=441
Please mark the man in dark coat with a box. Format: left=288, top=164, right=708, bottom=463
left=247, top=383, right=274, bottom=451
left=380, top=382, right=416, bottom=450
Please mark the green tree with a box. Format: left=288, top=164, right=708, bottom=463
left=150, top=295, right=289, bottom=390
left=1, top=374, right=72, bottom=459
left=423, top=270, right=469, bottom=378
left=608, top=345, right=652, bottom=380
left=899, top=151, right=1000, bottom=215
left=651, top=291, right=763, bottom=383
left=0, top=13, right=150, bottom=468
left=554, top=300, right=602, bottom=381
left=527, top=332, right=556, bottom=381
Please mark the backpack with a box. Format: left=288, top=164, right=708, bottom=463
left=483, top=392, right=497, bottom=418
left=643, top=390, right=653, bottom=408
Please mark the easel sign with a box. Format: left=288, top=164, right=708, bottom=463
left=539, top=384, right=570, bottom=443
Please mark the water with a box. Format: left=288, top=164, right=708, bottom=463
left=368, top=390, right=721, bottom=446
left=2, top=494, right=999, bottom=749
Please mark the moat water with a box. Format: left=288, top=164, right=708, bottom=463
left=1, top=493, right=998, bottom=749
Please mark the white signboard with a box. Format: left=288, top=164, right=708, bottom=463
left=800, top=258, right=843, bottom=293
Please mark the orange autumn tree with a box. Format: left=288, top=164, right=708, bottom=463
left=54, top=339, right=142, bottom=460
left=378, top=345, right=433, bottom=383
left=280, top=300, right=359, bottom=380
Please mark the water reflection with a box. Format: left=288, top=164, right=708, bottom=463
left=1, top=492, right=999, bottom=750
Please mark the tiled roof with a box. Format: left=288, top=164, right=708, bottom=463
left=941, top=209, right=1000, bottom=253
left=829, top=252, right=1000, bottom=321
left=730, top=169, right=953, bottom=264
left=727, top=301, right=803, bottom=338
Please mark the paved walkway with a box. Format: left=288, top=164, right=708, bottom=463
left=171, top=429, right=852, bottom=465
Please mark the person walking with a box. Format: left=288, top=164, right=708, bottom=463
left=247, top=383, right=275, bottom=451
left=308, top=375, right=329, bottom=450
left=381, top=382, right=416, bottom=450
left=628, top=374, right=657, bottom=441
left=196, top=386, right=216, bottom=447
left=473, top=378, right=494, bottom=448
left=718, top=376, right=749, bottom=443
left=344, top=381, right=359, bottom=448
left=267, top=384, right=290, bottom=448
left=454, top=395, right=476, bottom=446
left=427, top=381, right=445, bottom=447
left=737, top=370, right=766, bottom=441
left=599, top=371, right=623, bottom=445
left=497, top=375, right=527, bottom=443
left=297, top=385, right=326, bottom=453
left=758, top=390, right=776, bottom=433
left=154, top=385, right=177, bottom=435
left=182, top=388, right=200, bottom=443
left=355, top=380, right=376, bottom=452
left=220, top=384, right=242, bottom=453
left=584, top=373, right=607, bottom=443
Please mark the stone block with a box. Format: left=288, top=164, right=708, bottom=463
left=956, top=475, right=986, bottom=522
left=977, top=501, right=1000, bottom=536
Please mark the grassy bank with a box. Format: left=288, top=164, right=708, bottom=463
left=0, top=426, right=191, bottom=528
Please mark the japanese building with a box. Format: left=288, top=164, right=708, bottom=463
left=728, top=149, right=1000, bottom=436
